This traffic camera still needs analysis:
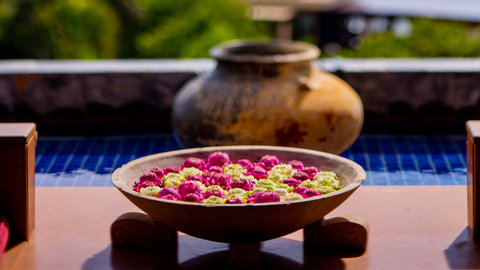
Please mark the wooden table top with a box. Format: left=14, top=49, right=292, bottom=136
left=0, top=186, right=475, bottom=270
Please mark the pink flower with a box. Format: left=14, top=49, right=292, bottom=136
left=253, top=191, right=281, bottom=203
left=258, top=155, right=280, bottom=170
left=282, top=178, right=302, bottom=187
left=293, top=186, right=309, bottom=195
left=203, top=189, right=225, bottom=199
left=206, top=152, right=231, bottom=168
left=288, top=160, right=304, bottom=171
left=163, top=166, right=180, bottom=174
left=182, top=192, right=203, bottom=203
left=139, top=172, right=160, bottom=183
left=186, top=175, right=202, bottom=182
left=200, top=172, right=215, bottom=186
left=134, top=172, right=162, bottom=192
left=231, top=178, right=255, bottom=191
left=303, top=166, right=319, bottom=179
left=247, top=194, right=256, bottom=204
left=157, top=186, right=181, bottom=200
left=157, top=194, right=178, bottom=201
left=225, top=198, right=244, bottom=204
left=292, top=171, right=310, bottom=181
left=133, top=181, right=158, bottom=192
left=248, top=166, right=268, bottom=179
left=181, top=157, right=206, bottom=170
left=212, top=173, right=232, bottom=189
left=150, top=167, right=165, bottom=178
left=303, top=189, right=321, bottom=198
left=293, top=187, right=320, bottom=198
left=236, top=159, right=252, bottom=169
left=207, top=166, right=224, bottom=173
left=178, top=181, right=201, bottom=195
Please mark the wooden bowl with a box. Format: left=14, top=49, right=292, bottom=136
left=111, top=145, right=366, bottom=243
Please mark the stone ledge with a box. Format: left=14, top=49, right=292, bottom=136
left=1, top=58, right=479, bottom=134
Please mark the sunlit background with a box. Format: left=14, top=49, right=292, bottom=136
left=1, top=0, right=480, bottom=59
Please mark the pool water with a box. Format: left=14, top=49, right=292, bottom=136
left=35, top=134, right=467, bottom=187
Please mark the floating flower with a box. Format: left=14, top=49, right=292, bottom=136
left=248, top=166, right=268, bottom=179
left=316, top=186, right=336, bottom=194
left=284, top=193, right=304, bottom=201
left=303, top=166, right=319, bottom=179
left=225, top=197, right=244, bottom=204
left=269, top=164, right=294, bottom=179
left=293, top=186, right=320, bottom=198
left=253, top=191, right=281, bottom=203
left=227, top=188, right=246, bottom=197
left=186, top=175, right=202, bottom=182
left=157, top=186, right=181, bottom=200
left=162, top=172, right=183, bottom=187
left=163, top=166, right=180, bottom=174
left=274, top=188, right=288, bottom=197
left=206, top=152, right=231, bottom=168
left=180, top=167, right=203, bottom=179
left=181, top=157, right=206, bottom=170
left=204, top=188, right=226, bottom=199
left=282, top=178, right=302, bottom=187
left=257, top=179, right=275, bottom=190
left=133, top=180, right=158, bottom=192
left=203, top=195, right=223, bottom=204
left=303, top=189, right=321, bottom=198
left=178, top=180, right=201, bottom=195
left=158, top=194, right=179, bottom=201
left=236, top=159, right=252, bottom=169
left=258, top=155, right=280, bottom=170
left=293, top=186, right=309, bottom=196
left=207, top=166, right=224, bottom=173
left=212, top=173, right=232, bottom=189
left=150, top=167, right=165, bottom=178
left=313, top=171, right=342, bottom=190
left=182, top=192, right=203, bottom=203
left=292, top=171, right=310, bottom=181
left=140, top=186, right=161, bottom=196
left=288, top=160, right=304, bottom=171
left=299, top=180, right=317, bottom=189
left=139, top=172, right=160, bottom=183
left=231, top=178, right=255, bottom=191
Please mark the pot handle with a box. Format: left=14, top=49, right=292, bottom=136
left=298, top=76, right=311, bottom=91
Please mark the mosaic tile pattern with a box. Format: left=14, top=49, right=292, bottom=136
left=35, top=134, right=467, bottom=187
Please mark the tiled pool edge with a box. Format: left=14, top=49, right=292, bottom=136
left=34, top=134, right=468, bottom=187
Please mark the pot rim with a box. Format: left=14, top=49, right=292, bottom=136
left=209, top=40, right=320, bottom=64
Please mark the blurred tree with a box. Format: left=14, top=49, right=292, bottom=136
left=0, top=0, right=119, bottom=59
left=338, top=18, right=480, bottom=57
left=132, top=0, right=269, bottom=58
left=0, top=0, right=269, bottom=59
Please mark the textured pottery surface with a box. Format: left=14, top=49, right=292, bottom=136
left=172, top=41, right=364, bottom=154
left=111, top=145, right=366, bottom=243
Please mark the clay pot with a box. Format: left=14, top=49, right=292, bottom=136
left=112, top=145, right=366, bottom=243
left=172, top=41, right=363, bottom=154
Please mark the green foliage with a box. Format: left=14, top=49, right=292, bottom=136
left=0, top=0, right=119, bottom=59
left=37, top=0, right=120, bottom=59
left=0, top=0, right=269, bottom=59
left=338, top=18, right=480, bottom=58
left=132, top=0, right=269, bottom=58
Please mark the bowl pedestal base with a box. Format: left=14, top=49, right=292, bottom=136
left=110, top=212, right=368, bottom=262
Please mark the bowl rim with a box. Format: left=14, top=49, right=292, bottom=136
left=111, top=145, right=366, bottom=208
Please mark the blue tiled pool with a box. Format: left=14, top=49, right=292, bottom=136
left=35, top=134, right=467, bottom=187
